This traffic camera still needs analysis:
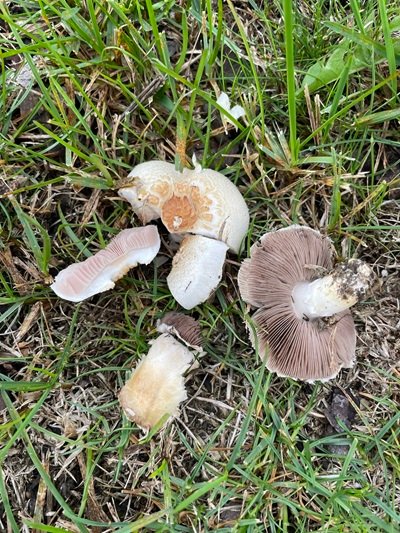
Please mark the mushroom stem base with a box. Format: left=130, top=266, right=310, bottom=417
left=292, top=259, right=373, bottom=320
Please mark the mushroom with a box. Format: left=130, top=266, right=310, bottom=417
left=166, top=234, right=229, bottom=310
left=118, top=160, right=249, bottom=252
left=51, top=225, right=160, bottom=302
left=238, top=225, right=374, bottom=382
left=162, top=165, right=249, bottom=253
left=157, top=311, right=203, bottom=350
left=118, top=333, right=195, bottom=430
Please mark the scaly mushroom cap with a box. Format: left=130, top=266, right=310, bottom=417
left=118, top=160, right=249, bottom=252
left=118, top=333, right=194, bottom=429
left=157, top=312, right=203, bottom=350
left=238, top=226, right=356, bottom=382
left=51, top=225, right=160, bottom=302
left=167, top=234, right=229, bottom=310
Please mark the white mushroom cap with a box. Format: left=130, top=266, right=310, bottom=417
left=167, top=234, right=229, bottom=310
left=51, top=225, right=160, bottom=302
left=118, top=160, right=249, bottom=253
left=118, top=333, right=194, bottom=429
left=118, top=161, right=179, bottom=224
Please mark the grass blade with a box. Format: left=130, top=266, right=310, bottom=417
left=282, top=0, right=298, bottom=163
left=378, top=0, right=398, bottom=98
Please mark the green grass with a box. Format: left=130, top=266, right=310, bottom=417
left=1, top=0, right=400, bottom=531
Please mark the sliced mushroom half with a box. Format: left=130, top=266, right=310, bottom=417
left=119, top=333, right=195, bottom=429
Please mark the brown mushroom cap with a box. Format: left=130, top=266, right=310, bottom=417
left=238, top=226, right=356, bottom=382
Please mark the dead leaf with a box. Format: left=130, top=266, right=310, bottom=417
left=15, top=301, right=42, bottom=343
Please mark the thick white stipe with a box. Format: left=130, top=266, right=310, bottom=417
left=292, top=260, right=373, bottom=320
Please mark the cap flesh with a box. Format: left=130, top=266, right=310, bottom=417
left=118, top=161, right=179, bottom=224
left=164, top=166, right=249, bottom=252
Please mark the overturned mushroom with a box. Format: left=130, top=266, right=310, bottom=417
left=238, top=226, right=373, bottom=382
left=118, top=333, right=196, bottom=430
left=51, top=225, right=160, bottom=302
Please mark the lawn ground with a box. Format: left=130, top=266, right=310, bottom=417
left=0, top=1, right=399, bottom=531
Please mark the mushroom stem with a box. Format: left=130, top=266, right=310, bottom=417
left=292, top=259, right=373, bottom=320
left=118, top=333, right=195, bottom=430
left=167, top=234, right=229, bottom=310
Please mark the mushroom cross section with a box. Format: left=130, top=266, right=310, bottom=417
left=118, top=333, right=195, bottom=430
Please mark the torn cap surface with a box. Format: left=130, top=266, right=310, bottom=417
left=118, top=161, right=178, bottom=224
left=118, top=160, right=249, bottom=253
